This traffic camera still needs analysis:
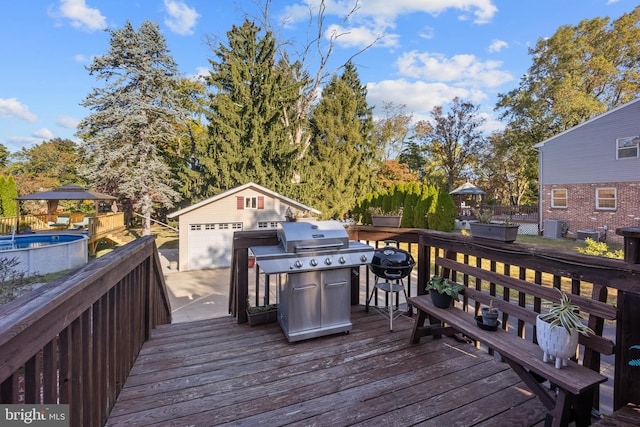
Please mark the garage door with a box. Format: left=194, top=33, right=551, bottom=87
left=187, top=222, right=243, bottom=270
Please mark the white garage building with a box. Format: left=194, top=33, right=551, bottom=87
left=167, top=182, right=320, bottom=271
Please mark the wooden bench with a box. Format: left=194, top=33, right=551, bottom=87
left=409, top=254, right=617, bottom=427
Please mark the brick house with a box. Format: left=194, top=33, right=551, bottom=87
left=533, top=98, right=640, bottom=245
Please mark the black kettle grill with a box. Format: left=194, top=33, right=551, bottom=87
left=369, top=241, right=415, bottom=281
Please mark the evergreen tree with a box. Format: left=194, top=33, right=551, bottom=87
left=204, top=20, right=302, bottom=194
left=305, top=61, right=375, bottom=218
left=1, top=175, right=17, bottom=217
left=77, top=21, right=185, bottom=234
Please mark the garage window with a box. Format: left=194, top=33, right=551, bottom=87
left=258, top=221, right=279, bottom=228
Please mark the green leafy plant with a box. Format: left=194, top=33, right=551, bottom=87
left=425, top=276, right=465, bottom=302
left=246, top=298, right=278, bottom=313
left=474, top=208, right=494, bottom=224
left=368, top=206, right=403, bottom=216
left=577, top=238, right=623, bottom=259
left=539, top=289, right=594, bottom=336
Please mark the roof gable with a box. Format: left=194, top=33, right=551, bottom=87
left=167, top=182, right=321, bottom=218
left=533, top=97, right=640, bottom=149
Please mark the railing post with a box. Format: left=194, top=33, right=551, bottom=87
left=614, top=227, right=640, bottom=410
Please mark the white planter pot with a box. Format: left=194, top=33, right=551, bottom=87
left=536, top=315, right=579, bottom=369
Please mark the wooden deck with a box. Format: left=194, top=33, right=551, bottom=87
left=106, top=306, right=550, bottom=426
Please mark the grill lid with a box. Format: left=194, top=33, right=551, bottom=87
left=277, top=220, right=349, bottom=253
left=251, top=220, right=373, bottom=274
left=369, top=243, right=415, bottom=280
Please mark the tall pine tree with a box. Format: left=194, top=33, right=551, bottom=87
left=305, top=62, right=375, bottom=218
left=77, top=20, right=185, bottom=234
left=204, top=20, right=302, bottom=194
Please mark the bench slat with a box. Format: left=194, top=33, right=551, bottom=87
left=409, top=294, right=607, bottom=395
left=436, top=256, right=617, bottom=321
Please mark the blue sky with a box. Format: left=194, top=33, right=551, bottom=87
left=0, top=0, right=634, bottom=154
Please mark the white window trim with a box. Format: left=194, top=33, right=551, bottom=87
left=245, top=196, right=258, bottom=209
left=616, top=136, right=639, bottom=160
left=596, top=187, right=617, bottom=210
left=551, top=188, right=567, bottom=208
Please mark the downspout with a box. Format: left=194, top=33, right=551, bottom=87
left=532, top=145, right=543, bottom=235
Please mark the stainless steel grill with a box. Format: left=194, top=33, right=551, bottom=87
left=252, top=220, right=373, bottom=342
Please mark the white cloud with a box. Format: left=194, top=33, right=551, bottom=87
left=325, top=24, right=398, bottom=49
left=419, top=26, right=435, bottom=40
left=283, top=1, right=498, bottom=56
left=488, top=39, right=508, bottom=53
left=53, top=0, right=107, bottom=32
left=285, top=0, right=498, bottom=25
left=57, top=116, right=80, bottom=129
left=164, top=0, right=200, bottom=36
left=0, top=98, right=37, bottom=122
left=33, top=128, right=54, bottom=139
left=367, top=79, right=475, bottom=116
left=396, top=51, right=512, bottom=88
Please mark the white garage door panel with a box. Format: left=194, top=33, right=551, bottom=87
left=188, top=223, right=241, bottom=270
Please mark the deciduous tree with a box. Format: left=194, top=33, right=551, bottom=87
left=420, top=98, right=486, bottom=191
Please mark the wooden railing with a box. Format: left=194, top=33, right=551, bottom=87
left=0, top=236, right=171, bottom=426
left=231, top=225, right=640, bottom=412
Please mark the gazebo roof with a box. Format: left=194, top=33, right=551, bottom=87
left=16, top=185, right=116, bottom=201
left=450, top=181, right=485, bottom=195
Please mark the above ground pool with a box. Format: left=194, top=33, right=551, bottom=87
left=0, top=233, right=88, bottom=277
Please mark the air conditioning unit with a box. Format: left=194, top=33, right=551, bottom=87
left=577, top=230, right=599, bottom=241
left=543, top=220, right=563, bottom=239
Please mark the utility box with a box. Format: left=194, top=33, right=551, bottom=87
left=544, top=220, right=563, bottom=239
left=577, top=230, right=600, bottom=241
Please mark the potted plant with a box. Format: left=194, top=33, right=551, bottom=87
left=368, top=206, right=403, bottom=228
left=469, top=208, right=519, bottom=243
left=536, top=289, right=594, bottom=369
left=246, top=299, right=278, bottom=326
left=285, top=207, right=316, bottom=222
left=425, top=276, right=465, bottom=308
left=481, top=300, right=499, bottom=326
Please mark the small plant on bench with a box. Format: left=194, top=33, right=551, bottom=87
left=537, top=289, right=595, bottom=369
left=425, top=276, right=465, bottom=308
left=480, top=300, right=499, bottom=327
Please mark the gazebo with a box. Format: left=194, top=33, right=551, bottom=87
left=16, top=184, right=117, bottom=223
left=450, top=181, right=485, bottom=216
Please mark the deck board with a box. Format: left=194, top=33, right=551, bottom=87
left=106, top=306, right=547, bottom=426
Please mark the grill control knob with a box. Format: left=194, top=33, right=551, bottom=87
left=310, top=259, right=318, bottom=267
left=338, top=257, right=346, bottom=264
left=324, top=258, right=332, bottom=266
left=360, top=255, right=368, bottom=262
left=294, top=260, right=303, bottom=269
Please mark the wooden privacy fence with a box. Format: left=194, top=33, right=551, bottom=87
left=0, top=236, right=171, bottom=426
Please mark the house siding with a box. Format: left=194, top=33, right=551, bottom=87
left=541, top=182, right=640, bottom=244
left=172, top=184, right=318, bottom=271
left=540, top=101, right=640, bottom=184
left=537, top=99, right=640, bottom=245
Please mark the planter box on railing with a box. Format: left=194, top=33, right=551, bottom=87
left=470, top=222, right=519, bottom=243
left=371, top=215, right=402, bottom=228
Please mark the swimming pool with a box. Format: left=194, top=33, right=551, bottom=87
left=0, top=234, right=88, bottom=277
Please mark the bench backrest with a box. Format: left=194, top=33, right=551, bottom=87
left=435, top=251, right=616, bottom=370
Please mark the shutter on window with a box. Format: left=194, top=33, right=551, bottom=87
left=237, top=196, right=244, bottom=210
left=258, top=196, right=264, bottom=210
